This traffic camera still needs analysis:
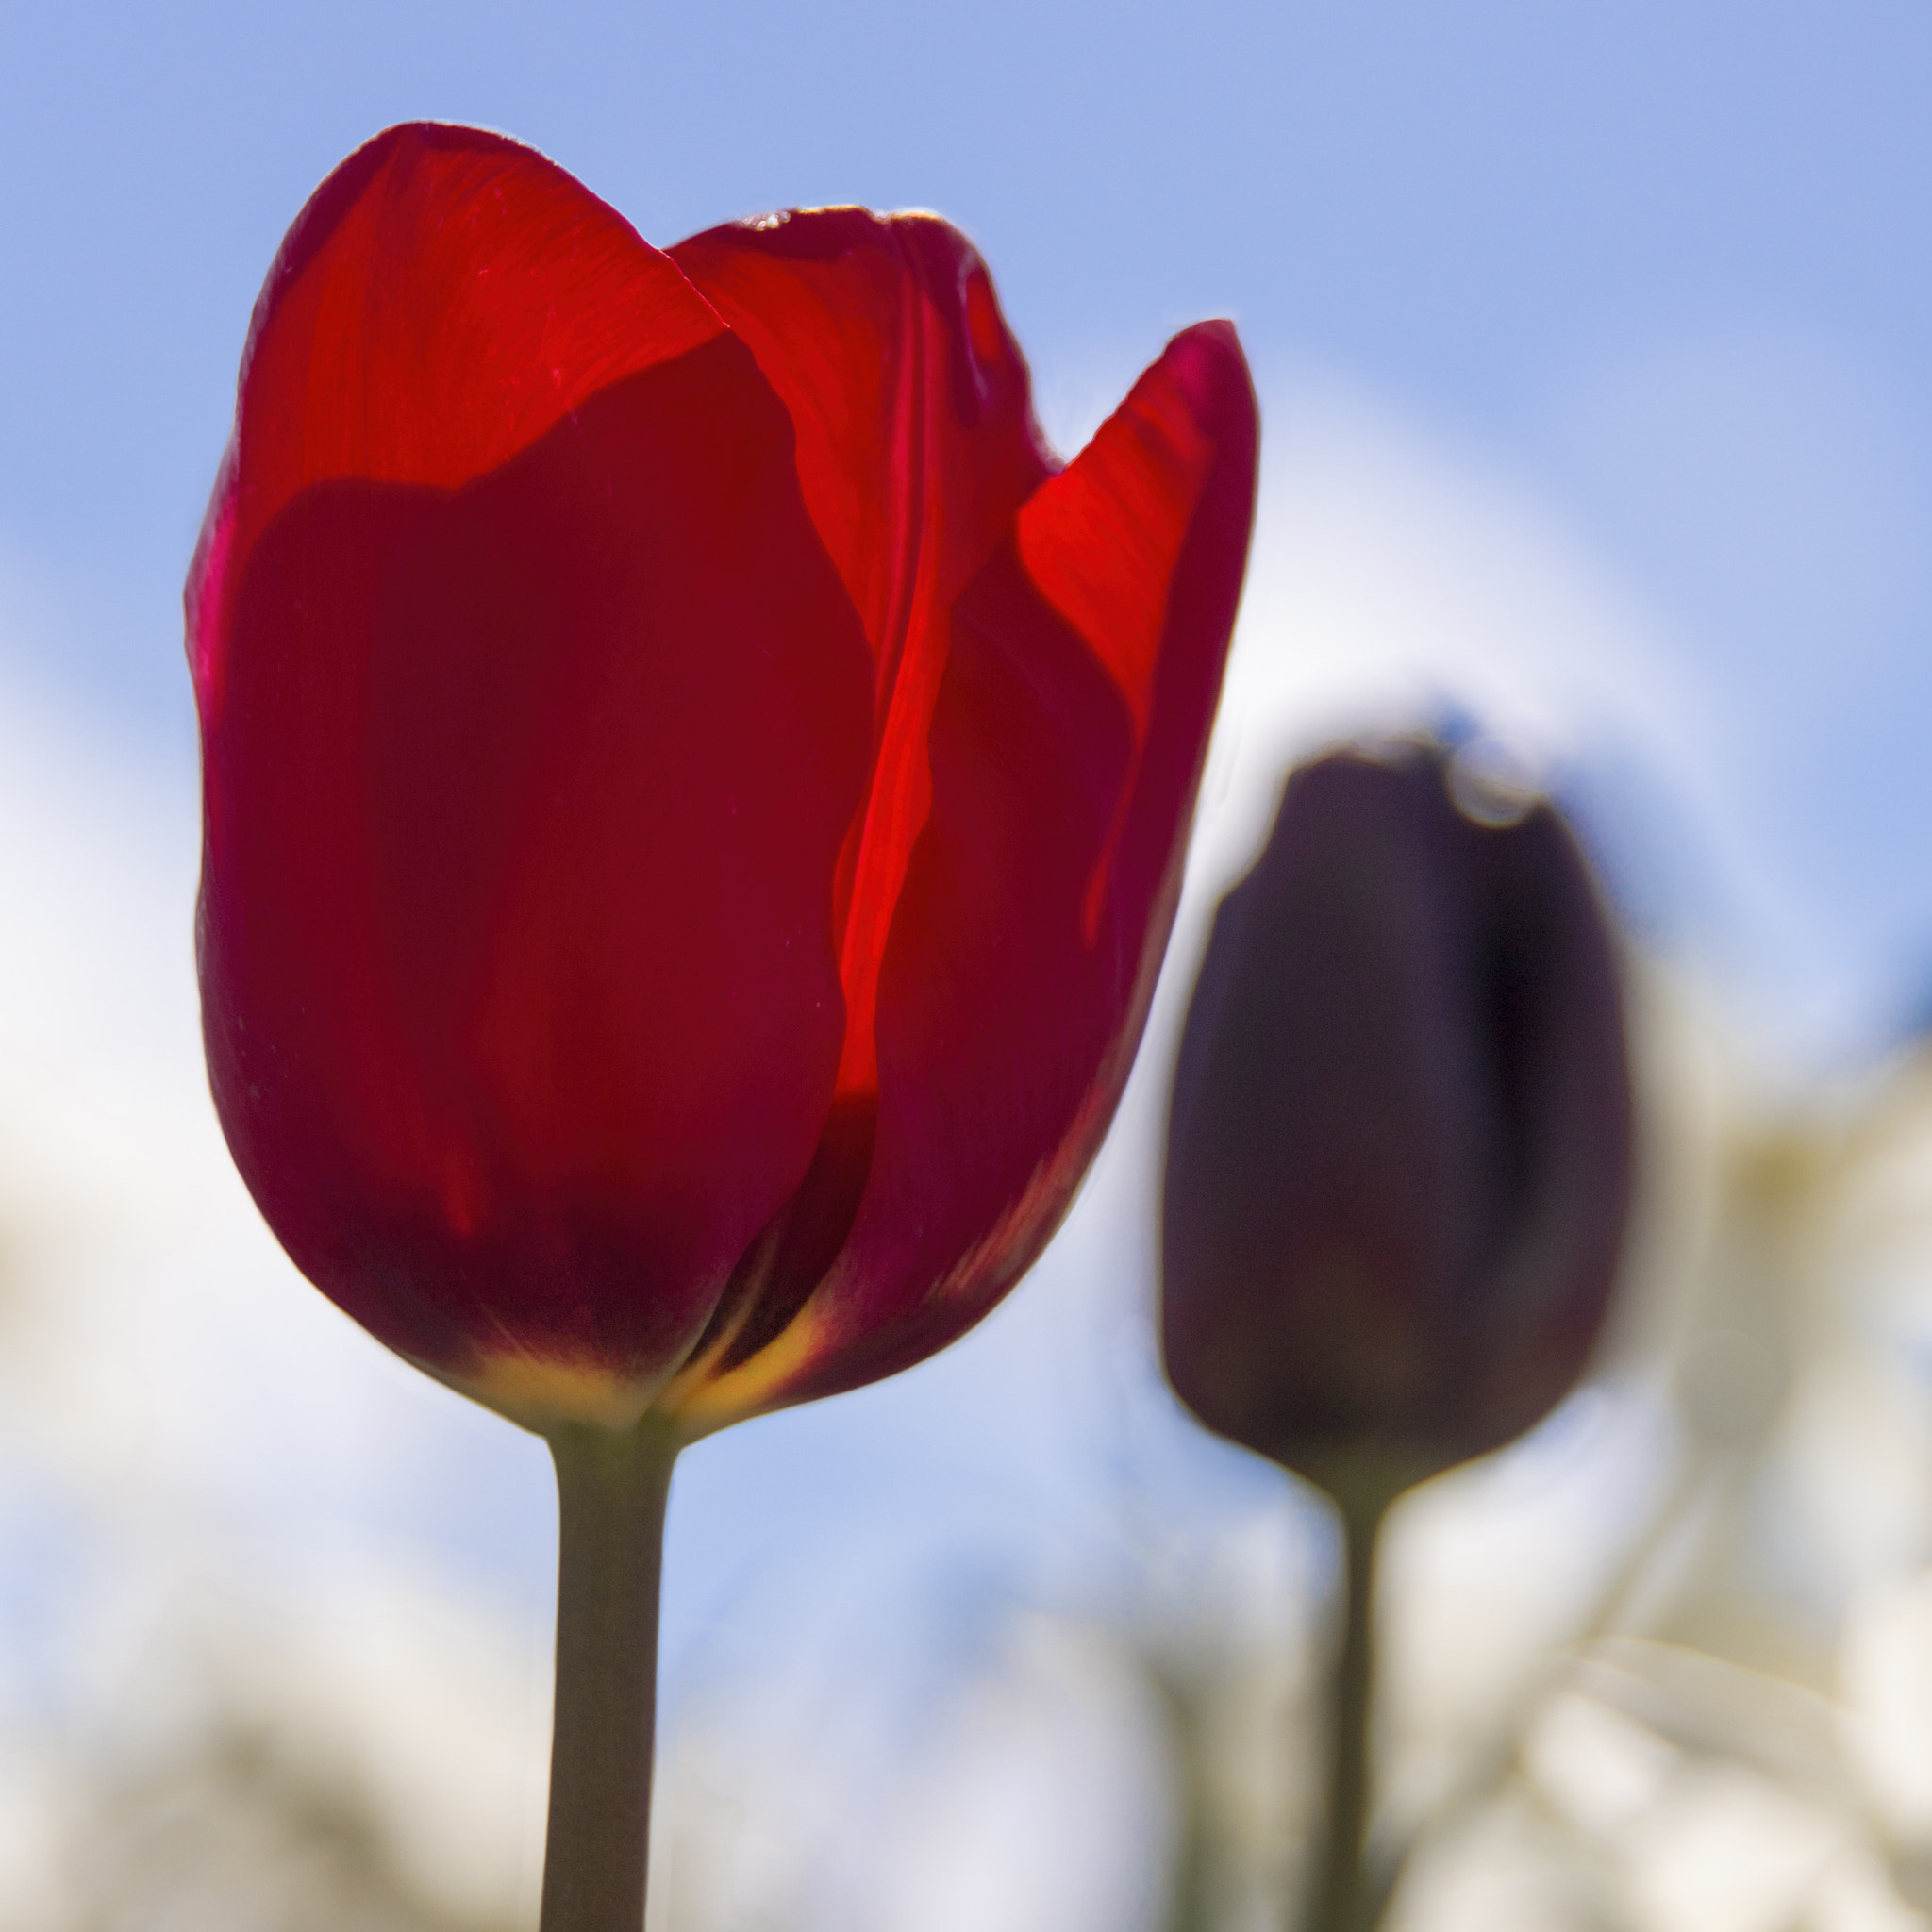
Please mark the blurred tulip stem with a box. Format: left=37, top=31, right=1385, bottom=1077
left=540, top=1416, right=680, bottom=1932
left=1307, top=1490, right=1391, bottom=1932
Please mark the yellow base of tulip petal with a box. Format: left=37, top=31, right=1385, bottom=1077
left=408, top=1299, right=833, bottom=1442
left=419, top=1347, right=668, bottom=1437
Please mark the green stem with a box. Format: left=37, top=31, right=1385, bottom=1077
left=539, top=1417, right=680, bottom=1932
left=1307, top=1496, right=1385, bottom=1932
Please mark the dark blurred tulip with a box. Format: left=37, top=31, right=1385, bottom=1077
left=1161, top=741, right=1632, bottom=1505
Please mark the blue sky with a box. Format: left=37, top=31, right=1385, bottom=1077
left=5, top=0, right=1930, bottom=1031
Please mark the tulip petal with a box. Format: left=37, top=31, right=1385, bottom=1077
left=1162, top=755, right=1508, bottom=1469
left=1460, top=804, right=1632, bottom=1455
left=193, top=133, right=874, bottom=1427
left=683, top=324, right=1258, bottom=1425
left=670, top=211, right=1055, bottom=1103
left=191, top=123, right=726, bottom=720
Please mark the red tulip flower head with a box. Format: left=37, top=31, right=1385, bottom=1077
left=189, top=124, right=1259, bottom=1441
left=1161, top=741, right=1633, bottom=1504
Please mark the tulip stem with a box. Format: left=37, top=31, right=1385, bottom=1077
left=540, top=1416, right=680, bottom=1932
left=1307, top=1493, right=1386, bottom=1932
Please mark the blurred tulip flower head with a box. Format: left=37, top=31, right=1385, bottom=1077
left=1161, top=738, right=1633, bottom=1507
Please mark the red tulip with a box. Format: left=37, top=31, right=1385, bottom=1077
left=188, top=123, right=1259, bottom=1444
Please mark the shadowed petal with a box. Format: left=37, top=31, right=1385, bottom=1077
left=194, top=134, right=874, bottom=1427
